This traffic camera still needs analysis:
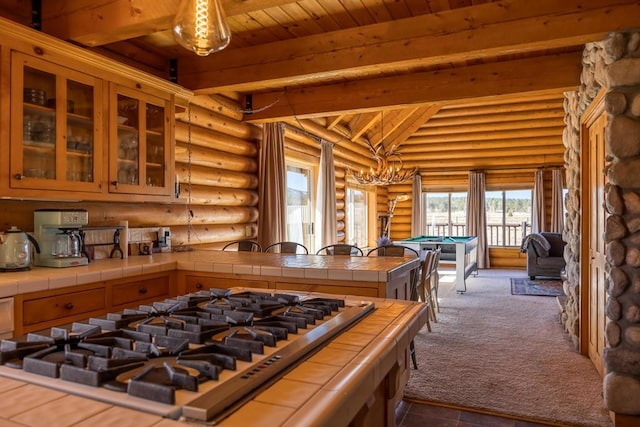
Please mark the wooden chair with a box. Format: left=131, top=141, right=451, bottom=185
left=366, top=244, right=419, bottom=258
left=222, top=240, right=262, bottom=252
left=316, top=244, right=363, bottom=256
left=419, top=250, right=438, bottom=323
left=430, top=247, right=441, bottom=313
left=264, top=241, right=309, bottom=254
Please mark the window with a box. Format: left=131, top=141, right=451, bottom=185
left=423, top=192, right=467, bottom=236
left=286, top=164, right=315, bottom=250
left=485, top=190, right=532, bottom=247
left=346, top=185, right=369, bottom=247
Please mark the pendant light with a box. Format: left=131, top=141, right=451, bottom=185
left=172, top=0, right=231, bottom=56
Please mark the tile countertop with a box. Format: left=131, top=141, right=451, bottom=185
left=0, top=251, right=420, bottom=299
left=0, top=291, right=429, bottom=427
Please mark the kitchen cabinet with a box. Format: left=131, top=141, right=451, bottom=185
left=0, top=20, right=190, bottom=202
left=21, top=285, right=106, bottom=331
left=14, top=271, right=175, bottom=335
left=111, top=274, right=170, bottom=308
left=183, top=274, right=269, bottom=293
left=109, top=84, right=174, bottom=197
left=10, top=52, right=103, bottom=193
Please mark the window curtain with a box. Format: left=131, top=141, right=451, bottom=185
left=411, top=174, right=423, bottom=236
left=257, top=122, right=286, bottom=248
left=550, top=168, right=564, bottom=234
left=315, top=141, right=337, bottom=249
left=466, top=171, right=490, bottom=269
left=532, top=169, right=545, bottom=233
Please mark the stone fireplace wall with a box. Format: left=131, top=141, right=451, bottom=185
left=563, top=30, right=640, bottom=415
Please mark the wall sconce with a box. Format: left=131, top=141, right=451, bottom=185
left=172, top=0, right=231, bottom=56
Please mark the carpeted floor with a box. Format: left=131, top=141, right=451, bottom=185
left=510, top=277, right=565, bottom=296
left=405, top=270, right=612, bottom=427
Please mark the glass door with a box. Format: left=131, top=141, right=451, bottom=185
left=110, top=85, right=171, bottom=196
left=11, top=52, right=102, bottom=192
left=286, top=164, right=315, bottom=251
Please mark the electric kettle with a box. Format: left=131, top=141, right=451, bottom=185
left=0, top=226, right=41, bottom=271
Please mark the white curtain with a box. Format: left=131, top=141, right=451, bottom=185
left=411, top=174, right=423, bottom=236
left=466, top=171, right=490, bottom=269
left=257, top=122, right=286, bottom=249
left=532, top=169, right=545, bottom=233
left=315, top=141, right=337, bottom=249
left=551, top=168, right=565, bottom=234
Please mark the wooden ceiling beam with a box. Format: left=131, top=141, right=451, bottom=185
left=368, top=109, right=413, bottom=147
left=243, top=52, right=581, bottom=121
left=348, top=112, right=381, bottom=142
left=180, top=0, right=639, bottom=92
left=41, top=0, right=302, bottom=46
left=385, top=105, right=442, bottom=148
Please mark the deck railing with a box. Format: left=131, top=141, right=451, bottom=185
left=425, top=222, right=531, bottom=247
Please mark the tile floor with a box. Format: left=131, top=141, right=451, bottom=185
left=396, top=400, right=557, bottom=427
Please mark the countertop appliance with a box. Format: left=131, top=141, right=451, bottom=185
left=0, top=226, right=40, bottom=271
left=0, top=287, right=374, bottom=423
left=33, top=209, right=89, bottom=268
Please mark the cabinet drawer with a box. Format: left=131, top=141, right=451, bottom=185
left=185, top=276, right=269, bottom=293
left=112, top=276, right=169, bottom=307
left=23, top=288, right=106, bottom=326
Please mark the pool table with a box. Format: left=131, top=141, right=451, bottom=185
left=394, top=235, right=478, bottom=293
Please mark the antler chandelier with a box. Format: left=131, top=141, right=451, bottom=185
left=349, top=113, right=417, bottom=186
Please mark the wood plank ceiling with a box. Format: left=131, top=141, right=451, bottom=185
left=3, top=0, right=639, bottom=180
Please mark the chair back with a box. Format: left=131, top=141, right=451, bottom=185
left=222, top=240, right=262, bottom=252
left=419, top=250, right=436, bottom=303
left=316, top=244, right=363, bottom=256
left=264, top=241, right=309, bottom=254
left=367, top=245, right=419, bottom=258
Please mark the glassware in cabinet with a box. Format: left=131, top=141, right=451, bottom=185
left=111, top=85, right=172, bottom=196
left=10, top=52, right=102, bottom=192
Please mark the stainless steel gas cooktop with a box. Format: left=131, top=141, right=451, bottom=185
left=0, top=287, right=374, bottom=423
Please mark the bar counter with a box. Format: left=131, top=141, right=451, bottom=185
left=0, top=251, right=420, bottom=301
left=0, top=251, right=427, bottom=427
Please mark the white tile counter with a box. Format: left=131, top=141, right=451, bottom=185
left=0, top=290, right=429, bottom=427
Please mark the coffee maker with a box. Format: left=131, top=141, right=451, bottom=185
left=34, top=209, right=89, bottom=267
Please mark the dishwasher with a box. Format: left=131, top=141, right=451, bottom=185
left=0, top=297, right=13, bottom=339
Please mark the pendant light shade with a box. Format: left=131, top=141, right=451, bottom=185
left=172, top=0, right=231, bottom=56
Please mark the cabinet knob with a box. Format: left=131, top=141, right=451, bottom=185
left=15, top=174, right=25, bottom=180
left=196, top=283, right=203, bottom=289
left=139, top=287, right=147, bottom=294
left=111, top=181, right=119, bottom=187
left=65, top=303, right=74, bottom=310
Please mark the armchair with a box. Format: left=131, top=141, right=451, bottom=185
left=521, top=232, right=566, bottom=280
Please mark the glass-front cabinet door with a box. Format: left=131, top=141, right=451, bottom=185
left=110, top=85, right=172, bottom=196
left=10, top=52, right=102, bottom=192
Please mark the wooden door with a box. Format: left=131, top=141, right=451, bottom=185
left=580, top=92, right=607, bottom=376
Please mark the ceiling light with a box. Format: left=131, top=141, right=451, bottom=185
left=349, top=112, right=417, bottom=186
left=172, top=0, right=231, bottom=56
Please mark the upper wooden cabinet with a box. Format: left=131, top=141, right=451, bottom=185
left=10, top=52, right=104, bottom=193
left=0, top=16, right=191, bottom=202
left=109, top=84, right=173, bottom=197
